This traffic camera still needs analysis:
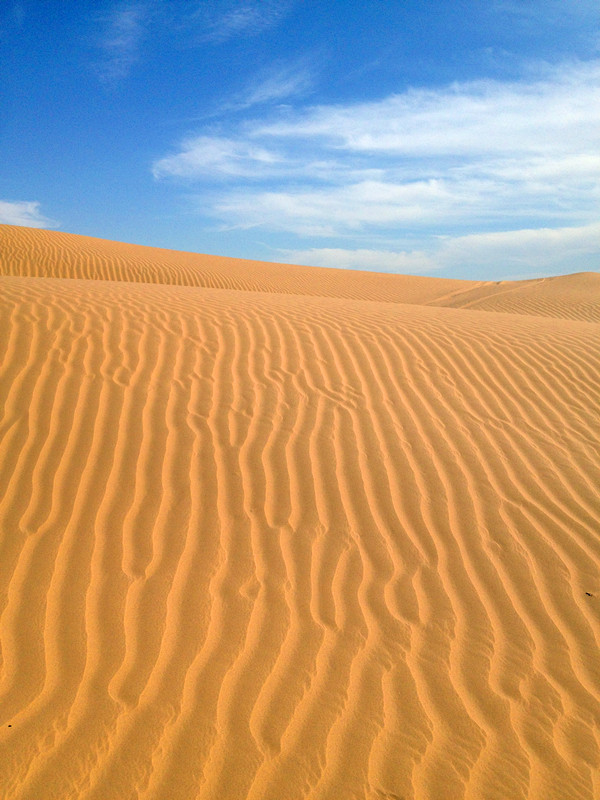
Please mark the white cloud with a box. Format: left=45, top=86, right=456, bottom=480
left=152, top=136, right=283, bottom=179
left=96, top=2, right=152, bottom=82
left=0, top=200, right=56, bottom=228
left=439, top=221, right=600, bottom=275
left=490, top=0, right=600, bottom=30
left=280, top=247, right=437, bottom=273
left=254, top=60, right=600, bottom=157
left=93, top=2, right=293, bottom=83
left=154, top=59, right=600, bottom=277
left=152, top=135, right=358, bottom=183
left=155, top=59, right=600, bottom=187
left=237, top=61, right=314, bottom=108
left=209, top=163, right=599, bottom=235
left=279, top=223, right=600, bottom=277
left=213, top=179, right=478, bottom=235
left=201, top=0, right=293, bottom=43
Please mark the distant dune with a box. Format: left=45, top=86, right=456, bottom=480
left=1, top=224, right=599, bottom=799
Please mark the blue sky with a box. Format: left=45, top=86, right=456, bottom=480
left=1, top=0, right=599, bottom=279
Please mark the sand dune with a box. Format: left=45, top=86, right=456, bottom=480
left=4, top=224, right=599, bottom=321
left=1, top=225, right=599, bottom=799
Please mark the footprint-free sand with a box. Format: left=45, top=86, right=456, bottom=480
left=1, top=224, right=599, bottom=799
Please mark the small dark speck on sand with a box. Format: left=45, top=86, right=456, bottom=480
left=586, top=592, right=594, bottom=597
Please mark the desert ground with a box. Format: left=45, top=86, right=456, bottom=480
left=1, top=223, right=599, bottom=799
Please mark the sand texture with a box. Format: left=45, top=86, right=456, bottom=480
left=1, top=224, right=600, bottom=800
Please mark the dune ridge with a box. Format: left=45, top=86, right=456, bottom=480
left=1, top=225, right=599, bottom=799
left=3, top=224, right=599, bottom=321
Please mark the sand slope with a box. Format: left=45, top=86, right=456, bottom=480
left=3, top=224, right=600, bottom=321
left=1, top=225, right=599, bottom=799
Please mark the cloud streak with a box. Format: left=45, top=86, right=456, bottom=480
left=93, top=2, right=297, bottom=85
left=153, top=136, right=283, bottom=179
left=280, top=247, right=437, bottom=274
left=0, top=200, right=56, bottom=228
left=200, top=0, right=293, bottom=43
left=96, top=1, right=153, bottom=82
left=254, top=60, right=600, bottom=157
left=235, top=61, right=315, bottom=109
left=282, top=222, right=600, bottom=277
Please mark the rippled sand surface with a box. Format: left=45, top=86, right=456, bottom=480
left=1, top=224, right=599, bottom=799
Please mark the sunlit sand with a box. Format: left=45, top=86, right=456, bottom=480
left=1, top=224, right=599, bottom=799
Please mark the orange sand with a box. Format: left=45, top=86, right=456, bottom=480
left=1, top=224, right=599, bottom=799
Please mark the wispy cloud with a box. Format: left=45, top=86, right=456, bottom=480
left=152, top=136, right=283, bottom=179
left=154, top=59, right=600, bottom=276
left=212, top=179, right=481, bottom=236
left=280, top=247, right=437, bottom=274
left=235, top=60, right=315, bottom=109
left=439, top=221, right=600, bottom=276
left=96, top=1, right=153, bottom=82
left=490, top=0, right=600, bottom=33
left=208, top=154, right=600, bottom=235
left=0, top=200, right=57, bottom=228
left=200, top=0, right=293, bottom=43
left=254, top=60, right=600, bottom=156
left=281, top=222, right=600, bottom=277
left=93, top=2, right=297, bottom=86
